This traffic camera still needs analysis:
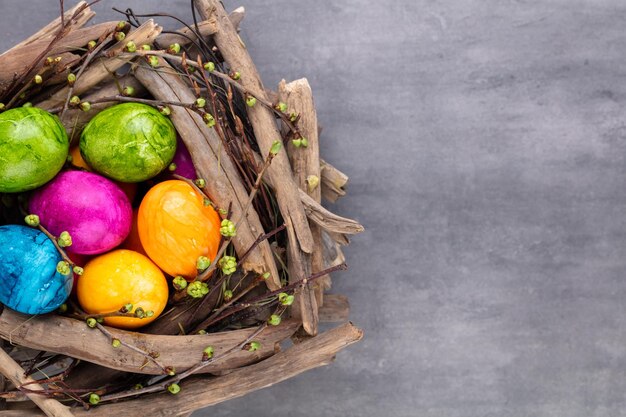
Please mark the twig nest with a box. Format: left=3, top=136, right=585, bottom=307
left=138, top=180, right=221, bottom=278
left=0, top=225, right=72, bottom=314
left=80, top=103, right=177, bottom=182
left=29, top=171, right=132, bottom=255
left=77, top=249, right=168, bottom=329
left=0, top=107, right=68, bottom=193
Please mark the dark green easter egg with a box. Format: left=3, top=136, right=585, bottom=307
left=80, top=103, right=177, bottom=182
left=0, top=107, right=69, bottom=193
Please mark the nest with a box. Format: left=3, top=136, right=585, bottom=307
left=0, top=2, right=363, bottom=416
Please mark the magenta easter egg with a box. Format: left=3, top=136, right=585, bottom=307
left=170, top=138, right=196, bottom=179
left=29, top=171, right=132, bottom=255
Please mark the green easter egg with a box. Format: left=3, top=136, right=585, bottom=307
left=80, top=103, right=177, bottom=182
left=0, top=107, right=69, bottom=193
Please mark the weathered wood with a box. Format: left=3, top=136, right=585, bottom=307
left=0, top=309, right=299, bottom=376
left=0, top=347, right=75, bottom=417
left=279, top=78, right=322, bottom=331
left=321, top=159, right=349, bottom=202
left=196, top=0, right=314, bottom=258
left=0, top=323, right=362, bottom=417
left=134, top=61, right=281, bottom=289
left=37, top=20, right=162, bottom=110
left=300, top=190, right=364, bottom=240
left=157, top=20, right=218, bottom=47
left=318, top=294, right=350, bottom=323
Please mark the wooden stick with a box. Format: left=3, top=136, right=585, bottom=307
left=321, top=159, right=349, bottom=202
left=134, top=62, right=281, bottom=289
left=0, top=347, right=75, bottom=417
left=37, top=20, right=162, bottom=110
left=195, top=0, right=314, bottom=258
left=0, top=309, right=299, bottom=376
left=1, top=323, right=362, bottom=417
left=279, top=79, right=322, bottom=333
left=318, top=294, right=350, bottom=323
left=299, top=190, right=364, bottom=239
left=157, top=21, right=217, bottom=47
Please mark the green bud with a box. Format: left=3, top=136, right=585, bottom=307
left=202, top=346, right=214, bottom=360
left=67, top=73, right=76, bottom=85
left=278, top=292, right=295, bottom=306
left=289, top=111, right=299, bottom=122
left=276, top=102, right=288, bottom=113
left=173, top=276, right=187, bottom=290
left=141, top=44, right=152, bottom=51
left=292, top=138, right=302, bottom=148
left=58, top=303, right=68, bottom=313
left=72, top=265, right=84, bottom=276
left=261, top=272, right=271, bottom=280
left=122, top=303, right=133, bottom=313
left=148, top=55, right=159, bottom=67
left=196, top=256, right=211, bottom=271
left=167, top=383, right=181, bottom=395
left=168, top=162, right=177, bottom=172
left=114, top=31, right=126, bottom=42
left=86, top=318, right=97, bottom=328
left=122, top=86, right=135, bottom=96
left=58, top=231, right=72, bottom=247
left=187, top=281, right=209, bottom=298
left=0, top=103, right=5, bottom=111
left=300, top=137, right=309, bottom=147
left=270, top=140, right=282, bottom=156
left=197, top=329, right=207, bottom=335
left=134, top=307, right=146, bottom=319
left=125, top=41, right=137, bottom=53
left=223, top=289, right=233, bottom=302
left=22, top=102, right=32, bottom=108
left=56, top=261, right=71, bottom=276
left=218, top=255, right=237, bottom=275
left=111, top=338, right=121, bottom=348
left=307, top=175, right=320, bottom=192
left=146, top=310, right=154, bottom=318
left=247, top=341, right=261, bottom=352
left=79, top=101, right=91, bottom=112
left=218, top=208, right=228, bottom=216
left=203, top=198, right=212, bottom=207
left=24, top=214, right=40, bottom=227
left=268, top=314, right=281, bottom=326
left=230, top=71, right=241, bottom=80
left=166, top=367, right=176, bottom=376
left=187, top=65, right=196, bottom=73
left=194, top=178, right=206, bottom=188
left=88, top=393, right=100, bottom=405
left=203, top=61, right=215, bottom=72
left=203, top=112, right=216, bottom=127
left=168, top=43, right=181, bottom=54
left=133, top=383, right=143, bottom=390
left=87, top=40, right=97, bottom=50
left=158, top=105, right=171, bottom=116
left=219, top=219, right=236, bottom=238
left=45, top=57, right=55, bottom=66
left=246, top=96, right=257, bottom=107
left=195, top=97, right=206, bottom=108
left=116, top=21, right=127, bottom=31
left=69, top=95, right=81, bottom=106
left=33, top=74, right=43, bottom=84
left=96, top=317, right=104, bottom=324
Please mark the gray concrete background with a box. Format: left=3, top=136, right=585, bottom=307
left=3, top=0, right=626, bottom=416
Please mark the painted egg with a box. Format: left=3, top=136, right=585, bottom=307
left=120, top=209, right=147, bottom=257
left=69, top=146, right=138, bottom=203
left=138, top=180, right=221, bottom=278
left=0, top=107, right=69, bottom=193
left=77, top=249, right=168, bottom=329
left=29, top=170, right=132, bottom=255
left=80, top=103, right=177, bottom=182
left=0, top=225, right=72, bottom=314
left=170, top=138, right=196, bottom=179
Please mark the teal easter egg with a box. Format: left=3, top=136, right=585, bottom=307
left=79, top=103, right=177, bottom=182
left=0, top=107, right=69, bottom=193
left=0, top=225, right=73, bottom=315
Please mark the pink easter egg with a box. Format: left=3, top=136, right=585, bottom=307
left=170, top=138, right=196, bottom=179
left=29, top=171, right=132, bottom=255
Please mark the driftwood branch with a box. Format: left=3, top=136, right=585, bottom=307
left=321, top=159, right=349, bottom=202
left=0, top=346, right=75, bottom=417
left=0, top=309, right=299, bottom=375
left=318, top=294, right=350, bottom=323
left=134, top=62, right=281, bottom=289
left=196, top=0, right=314, bottom=258
left=0, top=323, right=362, bottom=417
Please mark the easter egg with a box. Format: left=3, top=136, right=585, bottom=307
left=69, top=146, right=138, bottom=203
left=77, top=249, right=168, bottom=329
left=120, top=209, right=147, bottom=256
left=0, top=225, right=72, bottom=314
left=80, top=103, right=177, bottom=182
left=138, top=180, right=221, bottom=278
left=170, top=138, right=196, bottom=179
left=0, top=107, right=69, bottom=193
left=29, top=171, right=132, bottom=255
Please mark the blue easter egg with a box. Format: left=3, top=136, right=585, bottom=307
left=0, top=225, right=73, bottom=314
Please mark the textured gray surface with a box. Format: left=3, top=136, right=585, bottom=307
left=4, top=0, right=626, bottom=416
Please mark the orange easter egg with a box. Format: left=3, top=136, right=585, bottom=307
left=70, top=146, right=91, bottom=170
left=77, top=249, right=168, bottom=329
left=138, top=180, right=221, bottom=279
